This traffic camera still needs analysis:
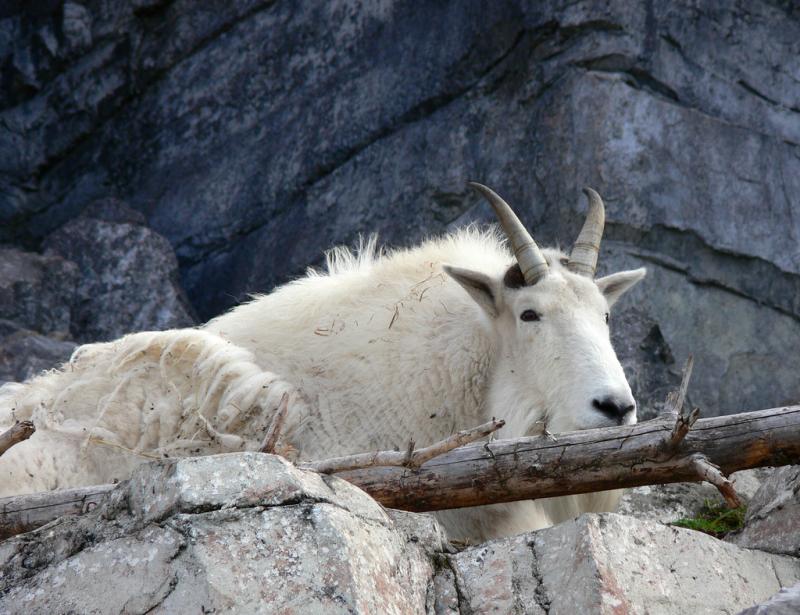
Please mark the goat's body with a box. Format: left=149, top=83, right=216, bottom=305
left=206, top=231, right=501, bottom=458
left=0, top=228, right=625, bottom=541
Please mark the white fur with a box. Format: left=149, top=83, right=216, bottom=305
left=0, top=228, right=644, bottom=542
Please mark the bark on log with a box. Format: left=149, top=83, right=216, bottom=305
left=0, top=484, right=114, bottom=539
left=336, top=405, right=800, bottom=512
left=1, top=405, right=798, bottom=539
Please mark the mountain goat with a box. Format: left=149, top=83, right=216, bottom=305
left=0, top=183, right=644, bottom=542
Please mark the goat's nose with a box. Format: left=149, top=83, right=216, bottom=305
left=592, top=396, right=636, bottom=424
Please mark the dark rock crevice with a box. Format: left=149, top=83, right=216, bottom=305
left=301, top=28, right=528, bottom=194
left=528, top=537, right=551, bottom=614
left=2, top=1, right=282, bottom=220
left=737, top=77, right=800, bottom=115
left=130, top=566, right=182, bottom=614
left=632, top=249, right=800, bottom=324
left=605, top=222, right=800, bottom=322
left=440, top=555, right=471, bottom=615
left=580, top=56, right=800, bottom=148
left=576, top=54, right=680, bottom=104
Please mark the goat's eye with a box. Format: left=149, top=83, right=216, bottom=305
left=520, top=309, right=540, bottom=322
left=604, top=312, right=610, bottom=324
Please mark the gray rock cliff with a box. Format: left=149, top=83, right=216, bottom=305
left=0, top=2, right=797, bottom=415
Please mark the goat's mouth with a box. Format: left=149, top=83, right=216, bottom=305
left=568, top=403, right=637, bottom=431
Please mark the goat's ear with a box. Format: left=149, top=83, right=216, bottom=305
left=443, top=265, right=499, bottom=317
left=596, top=268, right=646, bottom=307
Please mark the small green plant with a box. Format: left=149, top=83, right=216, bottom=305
left=670, top=499, right=747, bottom=538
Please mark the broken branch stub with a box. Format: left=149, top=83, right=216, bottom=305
left=689, top=454, right=741, bottom=508
left=661, top=354, right=694, bottom=420
left=300, top=418, right=505, bottom=474
left=0, top=421, right=35, bottom=457
left=655, top=355, right=740, bottom=506
left=666, top=407, right=701, bottom=449
left=259, top=392, right=290, bottom=454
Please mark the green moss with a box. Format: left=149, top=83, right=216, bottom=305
left=670, top=499, right=746, bottom=539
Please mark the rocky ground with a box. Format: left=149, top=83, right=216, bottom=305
left=1, top=453, right=797, bottom=614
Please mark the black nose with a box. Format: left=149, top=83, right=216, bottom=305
left=592, top=397, right=635, bottom=423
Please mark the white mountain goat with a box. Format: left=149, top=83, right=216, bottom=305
left=0, top=183, right=645, bottom=542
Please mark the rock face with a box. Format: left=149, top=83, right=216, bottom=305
left=1, top=0, right=798, bottom=415
left=0, top=322, right=76, bottom=383
left=733, top=465, right=800, bottom=558
left=0, top=453, right=442, bottom=614
left=43, top=199, right=196, bottom=342
left=1, top=453, right=797, bottom=615
left=442, top=513, right=800, bottom=615
left=0, top=196, right=194, bottom=379
left=738, top=583, right=800, bottom=615
left=0, top=248, right=77, bottom=337
left=1, top=5, right=797, bottom=611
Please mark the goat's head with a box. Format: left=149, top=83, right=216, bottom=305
left=444, top=183, right=645, bottom=435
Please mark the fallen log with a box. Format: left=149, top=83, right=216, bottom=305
left=337, top=404, right=800, bottom=511
left=2, top=404, right=798, bottom=539
left=309, top=355, right=750, bottom=510
left=1, top=359, right=798, bottom=538
left=0, top=484, right=114, bottom=540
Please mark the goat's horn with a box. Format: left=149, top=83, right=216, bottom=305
left=568, top=187, right=605, bottom=278
left=468, top=182, right=549, bottom=285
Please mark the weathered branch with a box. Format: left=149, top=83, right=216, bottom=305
left=661, top=354, right=693, bottom=420
left=3, top=405, right=798, bottom=539
left=651, top=356, right=740, bottom=506
left=0, top=421, right=35, bottom=457
left=301, top=419, right=505, bottom=473
left=661, top=357, right=699, bottom=450
left=259, top=392, right=290, bottom=454
left=0, top=483, right=114, bottom=539
left=688, top=453, right=741, bottom=508
left=666, top=407, right=701, bottom=449
left=333, top=404, right=800, bottom=512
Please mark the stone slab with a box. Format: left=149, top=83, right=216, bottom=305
left=733, top=465, right=800, bottom=557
